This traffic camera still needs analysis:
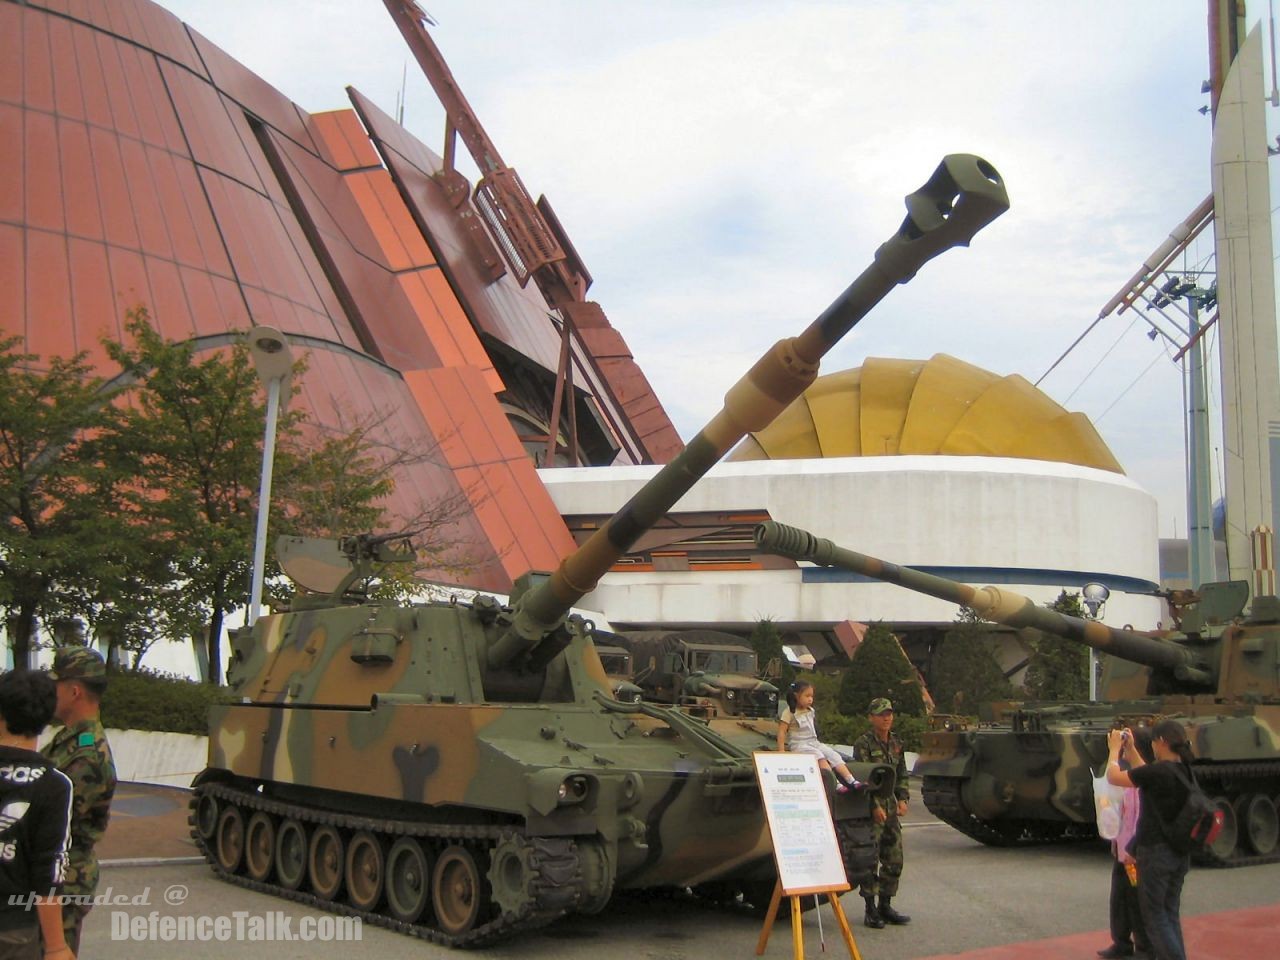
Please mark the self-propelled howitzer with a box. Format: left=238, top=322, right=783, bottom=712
left=188, top=154, right=1009, bottom=947
left=754, top=521, right=1280, bottom=866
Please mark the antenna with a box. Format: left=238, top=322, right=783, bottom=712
left=1271, top=0, right=1280, bottom=105
left=396, top=60, right=407, bottom=124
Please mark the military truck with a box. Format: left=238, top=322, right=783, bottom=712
left=588, top=632, right=643, bottom=703
left=754, top=520, right=1280, bottom=867
left=620, top=629, right=780, bottom=719
left=187, top=154, right=1009, bottom=945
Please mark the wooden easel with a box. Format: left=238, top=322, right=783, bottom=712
left=754, top=879, right=861, bottom=960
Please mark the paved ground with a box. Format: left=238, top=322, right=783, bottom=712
left=87, top=781, right=1279, bottom=959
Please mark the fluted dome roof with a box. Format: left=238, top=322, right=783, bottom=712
left=728, top=354, right=1122, bottom=473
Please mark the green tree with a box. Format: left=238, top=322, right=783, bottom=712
left=930, top=607, right=1014, bottom=714
left=1022, top=590, right=1090, bottom=700
left=0, top=337, right=123, bottom=665
left=748, top=617, right=796, bottom=689
left=837, top=621, right=925, bottom=717
left=101, top=311, right=281, bottom=683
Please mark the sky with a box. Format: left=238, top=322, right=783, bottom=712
left=155, top=0, right=1278, bottom=539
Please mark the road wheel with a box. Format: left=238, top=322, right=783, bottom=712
left=194, top=792, right=219, bottom=841
left=345, top=830, right=386, bottom=912
left=1205, top=796, right=1238, bottom=862
left=244, top=812, right=276, bottom=881
left=308, top=825, right=345, bottom=900
left=386, top=837, right=431, bottom=923
left=214, top=806, right=245, bottom=873
left=275, top=819, right=308, bottom=891
left=432, top=845, right=486, bottom=936
left=1235, top=793, right=1278, bottom=856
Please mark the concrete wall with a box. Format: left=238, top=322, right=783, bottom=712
left=542, top=455, right=1163, bottom=630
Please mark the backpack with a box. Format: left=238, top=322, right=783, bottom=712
left=1155, top=763, right=1224, bottom=855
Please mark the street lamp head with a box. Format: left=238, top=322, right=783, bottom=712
left=246, top=325, right=294, bottom=382
left=1082, top=582, right=1110, bottom=619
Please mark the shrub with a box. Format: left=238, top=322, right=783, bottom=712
left=101, top=668, right=233, bottom=735
left=837, top=622, right=926, bottom=717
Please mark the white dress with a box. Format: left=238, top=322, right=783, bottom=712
left=780, top=705, right=842, bottom=765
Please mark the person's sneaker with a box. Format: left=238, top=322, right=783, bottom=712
left=835, top=783, right=850, bottom=794
left=1096, top=944, right=1135, bottom=959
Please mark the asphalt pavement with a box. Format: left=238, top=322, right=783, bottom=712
left=82, top=780, right=1280, bottom=959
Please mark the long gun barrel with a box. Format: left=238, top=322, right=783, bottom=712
left=488, top=155, right=1010, bottom=668
left=753, top=521, right=1214, bottom=684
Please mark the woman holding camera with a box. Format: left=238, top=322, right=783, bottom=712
left=1105, top=719, right=1195, bottom=960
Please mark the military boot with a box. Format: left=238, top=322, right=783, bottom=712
left=877, top=896, right=911, bottom=925
left=863, top=896, right=885, bottom=929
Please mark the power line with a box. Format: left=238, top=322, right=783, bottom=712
left=1061, top=316, right=1140, bottom=405
left=1094, top=346, right=1169, bottom=425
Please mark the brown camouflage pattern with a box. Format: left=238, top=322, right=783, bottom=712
left=208, top=605, right=887, bottom=896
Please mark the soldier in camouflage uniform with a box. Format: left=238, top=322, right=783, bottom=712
left=850, top=697, right=911, bottom=929
left=42, top=647, right=117, bottom=955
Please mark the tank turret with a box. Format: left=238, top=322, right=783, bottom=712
left=191, top=154, right=1010, bottom=944
left=754, top=520, right=1280, bottom=866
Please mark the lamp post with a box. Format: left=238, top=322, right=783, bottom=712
left=247, top=326, right=293, bottom=626
left=1081, top=582, right=1110, bottom=701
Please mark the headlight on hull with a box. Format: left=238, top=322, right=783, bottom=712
left=558, top=775, right=589, bottom=804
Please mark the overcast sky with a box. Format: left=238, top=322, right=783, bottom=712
left=155, top=0, right=1279, bottom=539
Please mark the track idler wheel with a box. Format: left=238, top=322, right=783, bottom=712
left=194, top=792, right=219, bottom=841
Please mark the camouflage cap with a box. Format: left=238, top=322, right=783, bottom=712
left=49, top=646, right=107, bottom=682
left=868, top=697, right=894, bottom=715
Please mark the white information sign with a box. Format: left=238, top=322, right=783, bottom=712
left=753, top=751, right=850, bottom=895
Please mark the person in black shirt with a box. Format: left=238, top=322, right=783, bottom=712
left=0, top=671, right=74, bottom=960
left=1106, top=718, right=1194, bottom=960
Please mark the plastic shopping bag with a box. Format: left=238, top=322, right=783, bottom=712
left=1093, top=772, right=1126, bottom=840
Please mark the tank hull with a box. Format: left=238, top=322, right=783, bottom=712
left=918, top=700, right=1280, bottom=864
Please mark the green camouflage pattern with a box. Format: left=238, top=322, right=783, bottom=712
left=754, top=521, right=1280, bottom=866
left=49, top=646, right=107, bottom=681
left=851, top=729, right=909, bottom=897
left=41, top=718, right=117, bottom=895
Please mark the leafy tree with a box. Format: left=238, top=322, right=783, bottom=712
left=1022, top=590, right=1090, bottom=700
left=930, top=607, right=1014, bottom=714
left=748, top=617, right=796, bottom=689
left=101, top=311, right=481, bottom=678
left=100, top=310, right=297, bottom=683
left=837, top=621, right=925, bottom=717
left=0, top=337, right=123, bottom=665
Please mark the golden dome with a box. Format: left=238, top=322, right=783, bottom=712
left=728, top=354, right=1123, bottom=473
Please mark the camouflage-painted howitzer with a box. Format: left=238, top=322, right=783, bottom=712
left=755, top=520, right=1280, bottom=866
left=188, top=154, right=1009, bottom=946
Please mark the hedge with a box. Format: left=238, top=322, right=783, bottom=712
left=100, top=669, right=234, bottom=735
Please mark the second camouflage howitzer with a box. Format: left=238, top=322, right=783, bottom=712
left=192, top=155, right=1009, bottom=946
left=754, top=520, right=1280, bottom=866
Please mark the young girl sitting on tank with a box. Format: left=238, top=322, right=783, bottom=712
left=776, top=680, right=861, bottom=793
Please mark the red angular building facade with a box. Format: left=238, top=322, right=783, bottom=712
left=1, top=0, right=681, bottom=591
